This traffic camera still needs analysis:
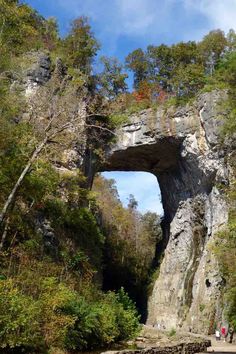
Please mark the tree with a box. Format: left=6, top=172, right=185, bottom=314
left=0, top=74, right=115, bottom=246
left=64, top=16, right=100, bottom=74
left=198, top=29, right=227, bottom=75
left=42, top=17, right=59, bottom=51
left=171, top=41, right=198, bottom=66
left=171, top=63, right=205, bottom=98
left=93, top=175, right=162, bottom=317
left=0, top=0, right=45, bottom=56
left=127, top=194, right=138, bottom=211
left=140, top=212, right=162, bottom=244
left=147, top=44, right=173, bottom=91
left=218, top=52, right=236, bottom=135
left=125, top=48, right=148, bottom=89
left=227, top=29, right=236, bottom=52
left=99, top=56, right=128, bottom=98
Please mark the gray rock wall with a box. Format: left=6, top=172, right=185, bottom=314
left=104, top=90, right=230, bottom=333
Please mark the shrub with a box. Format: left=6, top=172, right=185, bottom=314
left=0, top=280, right=42, bottom=350
left=62, top=289, right=140, bottom=350
left=0, top=276, right=140, bottom=352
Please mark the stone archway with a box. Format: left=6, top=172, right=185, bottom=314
left=102, top=91, right=229, bottom=333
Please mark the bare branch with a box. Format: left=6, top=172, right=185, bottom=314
left=84, top=123, right=117, bottom=136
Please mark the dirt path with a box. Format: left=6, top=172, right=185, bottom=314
left=206, top=335, right=236, bottom=353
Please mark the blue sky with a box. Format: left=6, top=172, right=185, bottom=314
left=103, top=172, right=163, bottom=215
left=25, top=0, right=236, bottom=214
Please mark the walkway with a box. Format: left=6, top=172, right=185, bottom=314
left=204, top=335, right=236, bottom=353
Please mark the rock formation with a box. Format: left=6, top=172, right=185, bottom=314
left=21, top=54, right=231, bottom=334
left=103, top=90, right=230, bottom=333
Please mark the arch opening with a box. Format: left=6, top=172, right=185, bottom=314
left=92, top=171, right=165, bottom=321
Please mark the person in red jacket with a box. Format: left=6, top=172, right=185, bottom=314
left=221, top=326, right=227, bottom=342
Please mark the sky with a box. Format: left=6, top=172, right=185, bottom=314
left=24, top=0, right=236, bottom=214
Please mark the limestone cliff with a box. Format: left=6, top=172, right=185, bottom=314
left=21, top=54, right=232, bottom=334
left=103, top=90, right=231, bottom=333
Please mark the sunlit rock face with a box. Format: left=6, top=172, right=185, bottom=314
left=103, top=91, right=230, bottom=333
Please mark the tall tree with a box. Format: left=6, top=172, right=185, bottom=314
left=99, top=56, right=128, bottom=98
left=125, top=48, right=148, bottom=89
left=127, top=194, right=138, bottom=211
left=42, top=17, right=59, bottom=51
left=64, top=16, right=100, bottom=74
left=147, top=44, right=173, bottom=91
left=227, top=29, right=236, bottom=52
left=198, top=29, right=227, bottom=75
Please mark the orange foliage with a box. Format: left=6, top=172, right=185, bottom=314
left=132, top=81, right=169, bottom=104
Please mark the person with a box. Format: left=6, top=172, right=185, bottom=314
left=215, top=329, right=221, bottom=341
left=229, top=327, right=234, bottom=343
left=221, top=326, right=227, bottom=342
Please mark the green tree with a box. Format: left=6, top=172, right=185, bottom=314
left=171, top=63, right=205, bottom=98
left=42, top=17, right=59, bottom=51
left=218, top=52, right=236, bottom=135
left=147, top=44, right=173, bottom=91
left=125, top=48, right=149, bottom=89
left=64, top=16, right=100, bottom=74
left=0, top=0, right=45, bottom=56
left=198, top=29, right=227, bottom=75
left=171, top=41, right=198, bottom=66
left=99, top=56, right=128, bottom=98
left=227, top=29, right=236, bottom=52
left=127, top=194, right=138, bottom=211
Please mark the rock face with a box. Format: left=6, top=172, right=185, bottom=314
left=21, top=54, right=230, bottom=333
left=103, top=91, right=230, bottom=333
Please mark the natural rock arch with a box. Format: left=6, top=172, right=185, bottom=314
left=101, top=91, right=229, bottom=333
left=22, top=55, right=229, bottom=333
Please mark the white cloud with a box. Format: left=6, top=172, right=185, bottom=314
left=102, top=172, right=163, bottom=215
left=56, top=0, right=176, bottom=53
left=118, top=0, right=155, bottom=35
left=53, top=0, right=236, bottom=48
left=183, top=0, right=236, bottom=33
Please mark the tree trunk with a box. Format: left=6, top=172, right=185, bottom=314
left=0, top=136, right=48, bottom=227
left=0, top=216, right=9, bottom=251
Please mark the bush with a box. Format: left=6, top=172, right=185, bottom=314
left=0, top=280, right=42, bottom=350
left=0, top=276, right=140, bottom=352
left=62, top=288, right=140, bottom=350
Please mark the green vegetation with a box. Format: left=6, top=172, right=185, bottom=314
left=213, top=212, right=236, bottom=329
left=0, top=277, right=140, bottom=352
left=93, top=176, right=163, bottom=320
left=212, top=48, right=236, bottom=328
left=0, top=2, right=141, bottom=352
left=124, top=29, right=236, bottom=108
